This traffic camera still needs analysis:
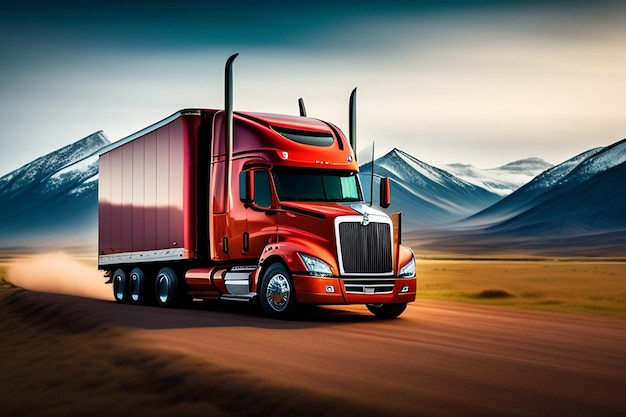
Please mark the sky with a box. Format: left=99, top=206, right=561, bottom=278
left=1, top=0, right=625, bottom=176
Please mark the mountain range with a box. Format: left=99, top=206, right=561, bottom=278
left=1, top=131, right=624, bottom=256
left=407, top=139, right=626, bottom=256
left=0, top=131, right=110, bottom=251
left=358, top=149, right=503, bottom=230
left=466, top=138, right=626, bottom=233
left=442, top=157, right=553, bottom=196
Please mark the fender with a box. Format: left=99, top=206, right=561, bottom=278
left=253, top=239, right=339, bottom=293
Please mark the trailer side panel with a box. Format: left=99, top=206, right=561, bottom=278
left=98, top=115, right=199, bottom=265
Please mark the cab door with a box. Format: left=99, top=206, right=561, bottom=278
left=239, top=168, right=278, bottom=258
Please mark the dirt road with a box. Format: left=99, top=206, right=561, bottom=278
left=2, top=290, right=625, bottom=416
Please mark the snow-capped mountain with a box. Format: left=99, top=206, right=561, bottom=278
left=464, top=140, right=625, bottom=228
left=0, top=131, right=110, bottom=250
left=443, top=157, right=553, bottom=196
left=0, top=131, right=107, bottom=195
left=359, top=148, right=502, bottom=230
left=411, top=138, right=626, bottom=255
left=488, top=159, right=626, bottom=235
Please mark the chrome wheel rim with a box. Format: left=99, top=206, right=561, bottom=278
left=265, top=273, right=290, bottom=312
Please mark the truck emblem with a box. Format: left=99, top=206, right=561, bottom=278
left=362, top=212, right=369, bottom=226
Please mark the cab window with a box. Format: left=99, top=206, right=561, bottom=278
left=253, top=170, right=272, bottom=208
left=240, top=169, right=273, bottom=208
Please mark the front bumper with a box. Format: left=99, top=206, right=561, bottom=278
left=292, top=274, right=417, bottom=305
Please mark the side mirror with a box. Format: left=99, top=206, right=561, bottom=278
left=239, top=171, right=254, bottom=204
left=379, top=177, right=391, bottom=208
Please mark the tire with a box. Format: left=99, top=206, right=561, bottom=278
left=155, top=267, right=180, bottom=308
left=258, top=263, right=298, bottom=319
left=366, top=303, right=407, bottom=319
left=129, top=267, right=146, bottom=305
left=112, top=269, right=128, bottom=303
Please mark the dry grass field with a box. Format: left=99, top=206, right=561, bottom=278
left=1, top=255, right=626, bottom=318
left=416, top=259, right=626, bottom=318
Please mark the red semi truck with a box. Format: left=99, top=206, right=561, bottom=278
left=98, top=54, right=416, bottom=319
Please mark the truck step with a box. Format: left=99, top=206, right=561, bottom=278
left=220, top=293, right=256, bottom=303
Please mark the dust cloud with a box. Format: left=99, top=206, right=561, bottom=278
left=6, top=252, right=113, bottom=301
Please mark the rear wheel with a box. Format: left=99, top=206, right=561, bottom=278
left=155, top=267, right=180, bottom=308
left=259, top=263, right=298, bottom=319
left=129, top=267, right=147, bottom=305
left=366, top=303, right=407, bottom=319
left=112, top=269, right=128, bottom=303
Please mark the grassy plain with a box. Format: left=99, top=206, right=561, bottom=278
left=416, top=259, right=626, bottom=318
left=2, top=257, right=626, bottom=318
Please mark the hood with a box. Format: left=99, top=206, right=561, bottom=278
left=280, top=201, right=388, bottom=221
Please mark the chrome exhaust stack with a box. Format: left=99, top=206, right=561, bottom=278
left=349, top=87, right=357, bottom=155
left=298, top=97, right=307, bottom=117
left=224, top=53, right=238, bottom=213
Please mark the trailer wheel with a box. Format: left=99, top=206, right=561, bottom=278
left=259, top=263, right=298, bottom=319
left=129, top=267, right=146, bottom=305
left=155, top=267, right=180, bottom=308
left=112, top=269, right=128, bottom=303
left=366, top=303, right=407, bottom=319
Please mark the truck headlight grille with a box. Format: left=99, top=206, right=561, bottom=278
left=337, top=221, right=393, bottom=275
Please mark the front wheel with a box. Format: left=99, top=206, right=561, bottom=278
left=366, top=303, right=407, bottom=319
left=258, top=263, right=298, bottom=319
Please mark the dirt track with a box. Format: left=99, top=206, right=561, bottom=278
left=2, top=290, right=625, bottom=417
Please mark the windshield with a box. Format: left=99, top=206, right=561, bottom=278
left=272, top=169, right=362, bottom=202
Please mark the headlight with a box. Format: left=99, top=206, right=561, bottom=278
left=400, top=256, right=416, bottom=278
left=299, top=253, right=333, bottom=277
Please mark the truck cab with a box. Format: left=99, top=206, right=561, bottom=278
left=201, top=110, right=416, bottom=318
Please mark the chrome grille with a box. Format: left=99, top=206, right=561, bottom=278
left=338, top=221, right=393, bottom=274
